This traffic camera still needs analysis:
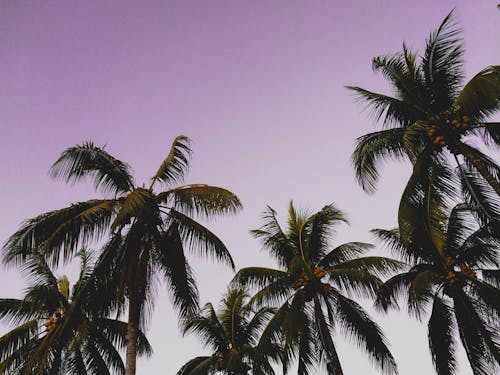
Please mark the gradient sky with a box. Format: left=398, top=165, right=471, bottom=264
left=1, top=1, right=499, bottom=374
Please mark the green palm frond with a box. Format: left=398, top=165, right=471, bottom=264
left=167, top=209, right=235, bottom=269
left=177, top=356, right=217, bottom=375
left=154, top=225, right=199, bottom=320
left=427, top=296, right=457, bottom=375
left=111, top=188, right=156, bottom=231
left=407, top=270, right=436, bottom=319
left=482, top=122, right=500, bottom=147
left=481, top=270, right=500, bottom=288
left=351, top=128, right=407, bottom=193
left=452, top=290, right=499, bottom=374
left=158, top=184, right=242, bottom=219
left=49, top=142, right=134, bottom=195
left=304, top=204, right=347, bottom=262
left=455, top=66, right=500, bottom=121
left=332, top=292, right=398, bottom=374
left=319, top=241, right=373, bottom=268
left=3, top=199, right=117, bottom=267
left=328, top=268, right=382, bottom=299
left=346, top=87, right=425, bottom=129
left=422, top=10, right=464, bottom=111
left=333, top=257, right=406, bottom=278
left=150, top=135, right=192, bottom=189
left=232, top=267, right=288, bottom=291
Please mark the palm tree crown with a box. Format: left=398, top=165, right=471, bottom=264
left=178, top=288, right=280, bottom=375
left=374, top=201, right=500, bottom=375
left=0, top=251, right=152, bottom=374
left=3, top=136, right=242, bottom=375
left=348, top=10, right=500, bottom=210
left=233, top=202, right=401, bottom=375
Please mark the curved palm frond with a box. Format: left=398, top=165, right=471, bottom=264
left=150, top=135, right=192, bottom=189
left=158, top=184, right=242, bottom=220
left=455, top=66, right=500, bottom=121
left=351, top=128, right=407, bottom=193
left=49, top=142, right=134, bottom=195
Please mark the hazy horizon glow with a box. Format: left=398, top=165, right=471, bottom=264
left=1, top=1, right=498, bottom=373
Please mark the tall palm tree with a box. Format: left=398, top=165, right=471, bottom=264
left=178, top=288, right=281, bottom=375
left=3, top=136, right=242, bottom=375
left=347, top=11, right=500, bottom=205
left=374, top=200, right=500, bottom=375
left=0, top=251, right=152, bottom=374
left=233, top=202, right=401, bottom=375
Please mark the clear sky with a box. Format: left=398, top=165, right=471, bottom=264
left=0, top=1, right=498, bottom=374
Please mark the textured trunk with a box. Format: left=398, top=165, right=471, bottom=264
left=455, top=142, right=500, bottom=197
left=313, top=295, right=343, bottom=375
left=125, top=293, right=139, bottom=375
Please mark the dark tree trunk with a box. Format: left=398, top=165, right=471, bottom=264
left=125, top=292, right=140, bottom=375
left=313, top=295, right=343, bottom=375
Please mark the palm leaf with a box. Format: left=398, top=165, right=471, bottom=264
left=158, top=184, right=242, bottom=219
left=150, top=135, right=192, bottom=189
left=332, top=292, right=398, bottom=374
left=351, top=128, right=407, bottom=193
left=427, top=296, right=457, bottom=375
left=455, top=66, right=500, bottom=121
left=49, top=142, right=134, bottom=195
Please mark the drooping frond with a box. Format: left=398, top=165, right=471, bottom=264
left=49, top=142, right=134, bottom=195
left=150, top=135, right=192, bottom=189
left=351, top=128, right=407, bottom=193
left=154, top=225, right=199, bottom=320
left=3, top=200, right=117, bottom=267
left=158, top=184, right=242, bottom=220
left=167, top=209, right=235, bottom=269
left=331, top=292, right=398, bottom=374
left=427, top=296, right=457, bottom=375
left=455, top=66, right=500, bottom=122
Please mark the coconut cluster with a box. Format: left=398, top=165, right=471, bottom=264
left=43, top=309, right=66, bottom=332
left=290, top=267, right=334, bottom=298
left=426, top=113, right=471, bottom=148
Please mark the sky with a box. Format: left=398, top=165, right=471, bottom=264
left=0, top=1, right=499, bottom=374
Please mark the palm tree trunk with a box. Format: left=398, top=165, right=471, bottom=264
left=455, top=142, right=500, bottom=196
left=125, top=292, right=140, bottom=375
left=313, top=295, right=343, bottom=375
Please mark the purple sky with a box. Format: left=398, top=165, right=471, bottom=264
left=1, top=1, right=499, bottom=373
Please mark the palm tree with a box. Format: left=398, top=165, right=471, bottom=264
left=178, top=288, right=281, bottom=375
left=347, top=11, right=500, bottom=205
left=3, top=136, right=242, bottom=375
left=0, top=251, right=152, bottom=374
left=374, top=201, right=500, bottom=375
left=233, top=202, right=401, bottom=375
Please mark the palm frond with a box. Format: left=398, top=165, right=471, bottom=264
left=455, top=66, right=500, bottom=121
left=3, top=200, right=117, bottom=267
left=177, top=356, right=217, bottom=375
left=427, top=295, right=457, bottom=375
left=167, top=209, right=235, bottom=269
left=154, top=225, right=199, bottom=321
left=351, top=128, right=407, bottom=193
left=319, top=242, right=374, bottom=268
left=332, top=292, right=398, bottom=374
left=150, top=135, right=192, bottom=189
left=49, top=142, right=134, bottom=195
left=158, top=184, right=242, bottom=220
left=422, top=9, right=464, bottom=111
